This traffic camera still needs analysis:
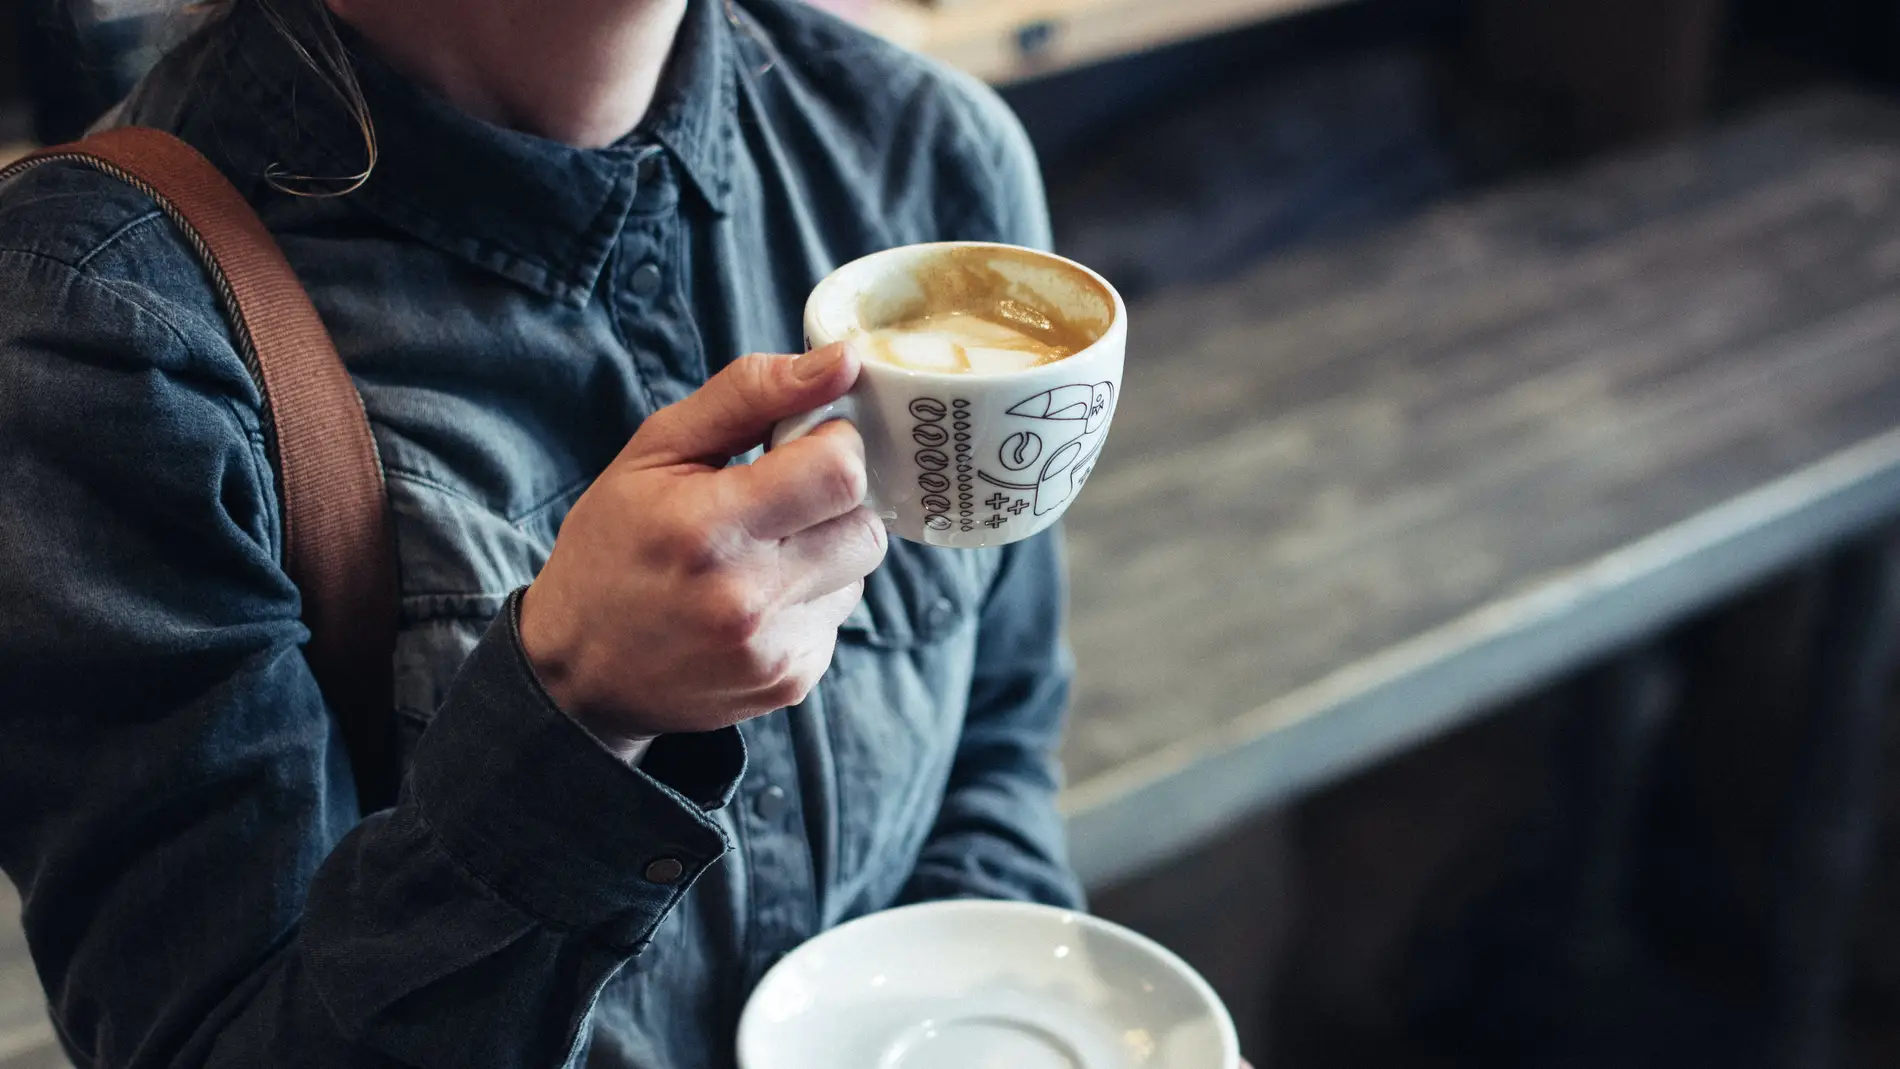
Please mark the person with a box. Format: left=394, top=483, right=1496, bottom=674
left=0, top=1, right=1084, bottom=1065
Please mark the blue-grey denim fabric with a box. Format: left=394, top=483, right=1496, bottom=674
left=0, top=2, right=1083, bottom=1066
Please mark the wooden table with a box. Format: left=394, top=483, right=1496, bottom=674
left=1059, top=91, right=1900, bottom=887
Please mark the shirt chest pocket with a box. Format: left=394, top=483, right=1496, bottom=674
left=817, top=541, right=998, bottom=903
left=385, top=474, right=569, bottom=761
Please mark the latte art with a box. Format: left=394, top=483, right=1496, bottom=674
left=858, top=311, right=1079, bottom=374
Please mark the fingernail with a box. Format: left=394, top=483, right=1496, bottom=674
left=795, top=342, right=847, bottom=383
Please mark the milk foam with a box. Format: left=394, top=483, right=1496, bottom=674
left=860, top=312, right=1071, bottom=374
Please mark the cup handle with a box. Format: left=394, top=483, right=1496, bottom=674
left=769, top=393, right=861, bottom=451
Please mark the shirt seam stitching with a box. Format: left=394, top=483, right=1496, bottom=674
left=72, top=209, right=167, bottom=272
left=383, top=466, right=592, bottom=529
left=0, top=247, right=209, bottom=360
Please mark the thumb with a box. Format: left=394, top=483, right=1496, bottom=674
left=626, top=342, right=859, bottom=468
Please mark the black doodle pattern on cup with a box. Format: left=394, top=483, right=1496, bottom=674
left=999, top=431, right=1042, bottom=471
left=911, top=397, right=953, bottom=531
left=953, top=399, right=973, bottom=532
left=977, top=381, right=1117, bottom=517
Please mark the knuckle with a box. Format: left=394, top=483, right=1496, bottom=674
left=814, top=418, right=866, bottom=453
left=849, top=508, right=888, bottom=564
left=702, top=580, right=768, bottom=644
left=660, top=516, right=725, bottom=571
left=727, top=351, right=787, bottom=405
left=748, top=643, right=798, bottom=690
left=820, top=509, right=886, bottom=576
left=813, top=441, right=868, bottom=509
left=761, top=671, right=816, bottom=711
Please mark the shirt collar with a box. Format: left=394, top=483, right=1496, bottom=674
left=642, top=0, right=739, bottom=215
left=201, top=0, right=735, bottom=304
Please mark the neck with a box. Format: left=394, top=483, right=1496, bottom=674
left=324, top=0, right=689, bottom=147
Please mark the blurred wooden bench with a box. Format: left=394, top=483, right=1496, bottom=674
left=1059, top=91, right=1900, bottom=887
left=848, top=0, right=1356, bottom=85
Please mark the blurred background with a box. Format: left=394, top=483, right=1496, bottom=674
left=11, top=1, right=1900, bottom=1067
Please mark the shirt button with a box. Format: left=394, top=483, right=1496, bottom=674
left=925, top=596, right=956, bottom=630
left=754, top=784, right=790, bottom=821
left=636, top=152, right=661, bottom=184
left=644, top=857, right=685, bottom=884
left=630, top=262, right=663, bottom=298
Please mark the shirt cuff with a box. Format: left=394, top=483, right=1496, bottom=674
left=409, top=590, right=747, bottom=936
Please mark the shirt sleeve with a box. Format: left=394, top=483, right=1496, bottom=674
left=0, top=246, right=743, bottom=1068
left=899, top=528, right=1085, bottom=908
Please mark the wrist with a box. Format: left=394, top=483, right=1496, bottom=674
left=515, top=583, right=655, bottom=764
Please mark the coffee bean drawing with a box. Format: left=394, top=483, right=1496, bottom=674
left=1000, top=431, right=1041, bottom=471
left=911, top=396, right=953, bottom=530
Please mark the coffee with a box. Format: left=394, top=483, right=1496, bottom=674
left=849, top=245, right=1103, bottom=375
left=858, top=310, right=1076, bottom=374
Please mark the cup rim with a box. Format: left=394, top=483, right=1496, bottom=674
left=804, top=241, right=1126, bottom=384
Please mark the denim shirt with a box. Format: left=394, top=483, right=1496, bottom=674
left=0, top=2, right=1082, bottom=1066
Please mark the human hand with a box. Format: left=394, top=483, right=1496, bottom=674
left=519, top=342, right=884, bottom=757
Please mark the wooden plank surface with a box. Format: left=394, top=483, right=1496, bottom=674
left=853, top=0, right=1356, bottom=85
left=1059, top=91, right=1900, bottom=884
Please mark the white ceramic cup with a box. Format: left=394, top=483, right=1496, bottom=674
left=771, top=241, right=1127, bottom=549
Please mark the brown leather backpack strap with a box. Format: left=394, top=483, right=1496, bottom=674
left=7, top=128, right=401, bottom=811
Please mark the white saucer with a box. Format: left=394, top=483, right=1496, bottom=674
left=736, top=900, right=1238, bottom=1069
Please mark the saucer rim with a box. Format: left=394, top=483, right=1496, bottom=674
left=734, top=898, right=1240, bottom=1069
